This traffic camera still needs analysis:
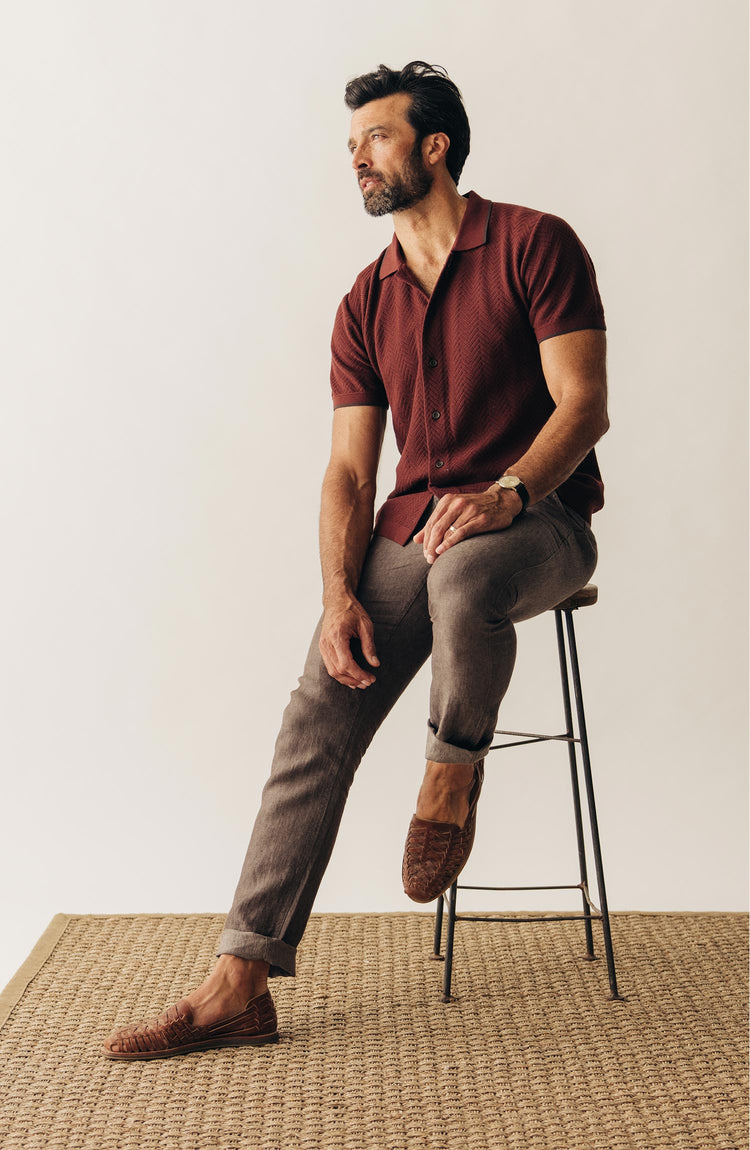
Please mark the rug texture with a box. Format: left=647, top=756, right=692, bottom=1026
left=0, top=911, right=747, bottom=1150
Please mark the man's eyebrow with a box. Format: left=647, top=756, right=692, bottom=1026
left=347, top=123, right=390, bottom=150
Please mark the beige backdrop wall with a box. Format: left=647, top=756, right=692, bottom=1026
left=1, top=0, right=747, bottom=987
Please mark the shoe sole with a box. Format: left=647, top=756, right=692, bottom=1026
left=102, top=1031, right=279, bottom=1060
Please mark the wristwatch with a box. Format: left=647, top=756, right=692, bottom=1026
left=495, top=474, right=530, bottom=513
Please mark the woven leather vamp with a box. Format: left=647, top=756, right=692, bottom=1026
left=403, top=761, right=484, bottom=902
left=104, top=990, right=277, bottom=1056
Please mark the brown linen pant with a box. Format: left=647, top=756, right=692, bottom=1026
left=217, top=492, right=597, bottom=976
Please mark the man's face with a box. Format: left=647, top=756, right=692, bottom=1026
left=348, top=93, right=433, bottom=217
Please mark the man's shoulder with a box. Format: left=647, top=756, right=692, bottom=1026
left=485, top=198, right=575, bottom=244
left=487, top=198, right=546, bottom=220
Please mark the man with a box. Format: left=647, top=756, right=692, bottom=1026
left=103, top=61, right=607, bottom=1059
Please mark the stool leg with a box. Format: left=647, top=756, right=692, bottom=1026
left=564, top=610, right=624, bottom=1001
left=431, top=893, right=445, bottom=960
left=442, top=881, right=458, bottom=1002
left=555, top=610, right=595, bottom=960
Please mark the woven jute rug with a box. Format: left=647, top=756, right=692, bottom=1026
left=0, top=912, right=747, bottom=1150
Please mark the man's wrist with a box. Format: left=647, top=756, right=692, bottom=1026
left=494, top=474, right=530, bottom=514
left=323, top=579, right=357, bottom=609
left=497, top=486, right=523, bottom=516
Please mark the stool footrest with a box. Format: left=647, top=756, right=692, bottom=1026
left=455, top=880, right=602, bottom=916
left=491, top=730, right=579, bottom=749
left=459, top=882, right=584, bottom=892
left=453, top=912, right=603, bottom=925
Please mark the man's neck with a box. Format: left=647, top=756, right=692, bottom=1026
left=392, top=181, right=468, bottom=273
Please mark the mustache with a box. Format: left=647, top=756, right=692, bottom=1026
left=359, top=169, right=384, bottom=185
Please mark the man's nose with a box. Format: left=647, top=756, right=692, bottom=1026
left=351, top=142, right=370, bottom=171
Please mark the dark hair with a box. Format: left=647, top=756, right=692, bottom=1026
left=344, top=61, right=470, bottom=186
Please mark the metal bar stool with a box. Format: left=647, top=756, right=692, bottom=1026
left=431, top=583, right=624, bottom=1003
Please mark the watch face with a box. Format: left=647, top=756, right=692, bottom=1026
left=499, top=476, right=520, bottom=490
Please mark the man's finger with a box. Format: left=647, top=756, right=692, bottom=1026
left=435, top=510, right=493, bottom=554
left=333, top=635, right=376, bottom=686
left=326, top=651, right=372, bottom=689
left=423, top=510, right=459, bottom=559
left=429, top=509, right=479, bottom=557
left=435, top=521, right=468, bottom=553
left=320, top=634, right=359, bottom=685
left=321, top=650, right=356, bottom=688
left=419, top=497, right=451, bottom=552
left=358, top=617, right=380, bottom=668
left=420, top=514, right=441, bottom=557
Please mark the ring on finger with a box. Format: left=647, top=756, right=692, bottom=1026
left=448, top=525, right=458, bottom=534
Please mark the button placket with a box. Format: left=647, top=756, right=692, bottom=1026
left=426, top=351, right=447, bottom=475
left=422, top=300, right=449, bottom=480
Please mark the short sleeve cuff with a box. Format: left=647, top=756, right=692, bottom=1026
left=535, top=317, right=607, bottom=343
left=333, top=394, right=389, bottom=409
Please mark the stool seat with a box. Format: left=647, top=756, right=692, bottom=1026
left=553, top=583, right=598, bottom=612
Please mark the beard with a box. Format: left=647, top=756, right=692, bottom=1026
left=360, top=142, right=434, bottom=217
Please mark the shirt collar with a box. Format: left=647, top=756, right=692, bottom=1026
left=379, top=190, right=492, bottom=280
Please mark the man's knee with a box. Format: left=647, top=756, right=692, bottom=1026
left=426, top=541, right=515, bottom=625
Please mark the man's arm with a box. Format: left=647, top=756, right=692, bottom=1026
left=417, top=329, right=608, bottom=562
left=508, top=327, right=609, bottom=500
left=318, top=404, right=387, bottom=688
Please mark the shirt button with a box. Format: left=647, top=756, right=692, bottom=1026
left=428, top=357, right=438, bottom=368
left=431, top=410, right=441, bottom=420
left=435, top=459, right=445, bottom=469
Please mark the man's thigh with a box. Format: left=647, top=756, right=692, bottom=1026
left=426, top=493, right=598, bottom=624
left=290, top=534, right=433, bottom=754
left=355, top=533, right=431, bottom=628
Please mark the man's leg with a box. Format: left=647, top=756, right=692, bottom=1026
left=410, top=493, right=597, bottom=829
left=104, top=533, right=435, bottom=1052
left=426, top=493, right=597, bottom=761
left=103, top=498, right=595, bottom=1050
left=216, top=533, right=434, bottom=974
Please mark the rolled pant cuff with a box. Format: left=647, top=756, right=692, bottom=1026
left=425, top=726, right=492, bottom=764
left=216, top=928, right=296, bottom=978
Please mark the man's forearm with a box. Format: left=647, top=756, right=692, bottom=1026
left=507, top=397, right=609, bottom=507
left=505, top=327, right=609, bottom=508
left=418, top=394, right=608, bottom=563
left=319, top=465, right=377, bottom=605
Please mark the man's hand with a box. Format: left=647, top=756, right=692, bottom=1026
left=414, top=486, right=522, bottom=564
left=319, top=595, right=380, bottom=688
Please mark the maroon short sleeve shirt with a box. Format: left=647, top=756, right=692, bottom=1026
left=330, top=191, right=606, bottom=545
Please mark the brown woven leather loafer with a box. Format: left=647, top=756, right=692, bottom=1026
left=402, top=759, right=485, bottom=903
left=102, top=989, right=278, bottom=1060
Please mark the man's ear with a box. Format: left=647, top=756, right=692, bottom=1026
left=423, top=132, right=451, bottom=167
